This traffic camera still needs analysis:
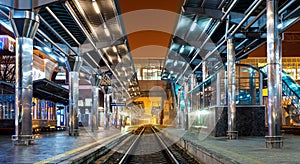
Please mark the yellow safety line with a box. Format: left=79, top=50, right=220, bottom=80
left=34, top=132, right=124, bottom=164
left=201, top=142, right=266, bottom=164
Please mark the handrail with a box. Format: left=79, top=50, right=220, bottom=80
left=188, top=65, right=225, bottom=94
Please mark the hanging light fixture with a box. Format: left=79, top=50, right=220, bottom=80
left=112, top=46, right=117, bottom=53
left=117, top=54, right=121, bottom=63
left=179, top=45, right=185, bottom=53
left=103, top=24, right=110, bottom=36
left=92, top=0, right=101, bottom=14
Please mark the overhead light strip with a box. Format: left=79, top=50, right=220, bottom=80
left=92, top=0, right=101, bottom=14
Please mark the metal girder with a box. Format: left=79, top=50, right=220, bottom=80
left=96, top=40, right=123, bottom=49
left=283, top=32, right=300, bottom=42
left=234, top=32, right=266, bottom=39
left=0, top=0, right=60, bottom=9
left=172, top=36, right=190, bottom=46
left=64, top=1, right=130, bottom=97
left=80, top=40, right=124, bottom=56
left=230, top=12, right=247, bottom=25
left=182, top=6, right=223, bottom=20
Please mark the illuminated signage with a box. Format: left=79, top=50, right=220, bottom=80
left=0, top=35, right=15, bottom=52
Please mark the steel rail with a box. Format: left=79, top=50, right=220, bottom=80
left=151, top=127, right=180, bottom=164
left=118, top=127, right=145, bottom=164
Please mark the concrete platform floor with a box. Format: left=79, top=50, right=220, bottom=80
left=0, top=127, right=122, bottom=164
left=164, top=128, right=300, bottom=164
left=1, top=126, right=299, bottom=164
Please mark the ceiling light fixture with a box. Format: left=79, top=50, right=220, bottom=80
left=112, top=46, right=117, bottom=53
left=174, top=60, right=178, bottom=66
left=104, top=24, right=110, bottom=36
left=190, top=22, right=197, bottom=31
left=92, top=0, right=101, bottom=14
left=179, top=45, right=185, bottom=53
left=117, top=54, right=121, bottom=63
left=104, top=28, right=110, bottom=36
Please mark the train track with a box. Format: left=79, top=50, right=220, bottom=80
left=98, top=125, right=200, bottom=164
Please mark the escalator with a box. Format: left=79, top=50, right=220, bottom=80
left=260, top=66, right=300, bottom=123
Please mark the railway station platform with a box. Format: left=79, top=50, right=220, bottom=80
left=163, top=128, right=300, bottom=164
left=0, top=127, right=124, bottom=164
left=0, top=126, right=300, bottom=163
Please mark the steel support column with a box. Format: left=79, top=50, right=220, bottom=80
left=227, top=37, right=238, bottom=139
left=259, top=72, right=263, bottom=105
left=202, top=61, right=207, bottom=110
left=190, top=74, right=197, bottom=127
left=68, top=57, right=82, bottom=136
left=250, top=70, right=256, bottom=104
left=111, top=89, right=119, bottom=128
left=216, top=72, right=221, bottom=106
left=184, top=80, right=189, bottom=130
left=102, top=86, right=111, bottom=129
left=91, top=74, right=100, bottom=132
left=91, top=86, right=99, bottom=131
left=177, top=88, right=182, bottom=128
left=266, top=0, right=282, bottom=148
left=10, top=10, right=39, bottom=144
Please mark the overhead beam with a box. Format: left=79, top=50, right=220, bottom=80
left=234, top=32, right=266, bottom=39
left=80, top=40, right=124, bottom=54
left=96, top=40, right=124, bottom=49
left=0, top=0, right=60, bottom=9
left=64, top=1, right=130, bottom=97
left=182, top=6, right=223, bottom=20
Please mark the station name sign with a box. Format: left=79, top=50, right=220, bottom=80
left=110, top=103, right=126, bottom=107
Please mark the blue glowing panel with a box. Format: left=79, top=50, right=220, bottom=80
left=0, top=41, right=4, bottom=50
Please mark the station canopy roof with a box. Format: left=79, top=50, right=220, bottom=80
left=0, top=0, right=299, bottom=97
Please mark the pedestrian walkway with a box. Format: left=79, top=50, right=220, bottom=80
left=0, top=127, right=124, bottom=163
left=163, top=128, right=300, bottom=164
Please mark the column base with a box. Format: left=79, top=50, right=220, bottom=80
left=227, top=131, right=238, bottom=140
left=265, top=136, right=283, bottom=148
left=12, top=135, right=36, bottom=146
left=69, top=129, right=79, bottom=136
left=91, top=128, right=99, bottom=132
